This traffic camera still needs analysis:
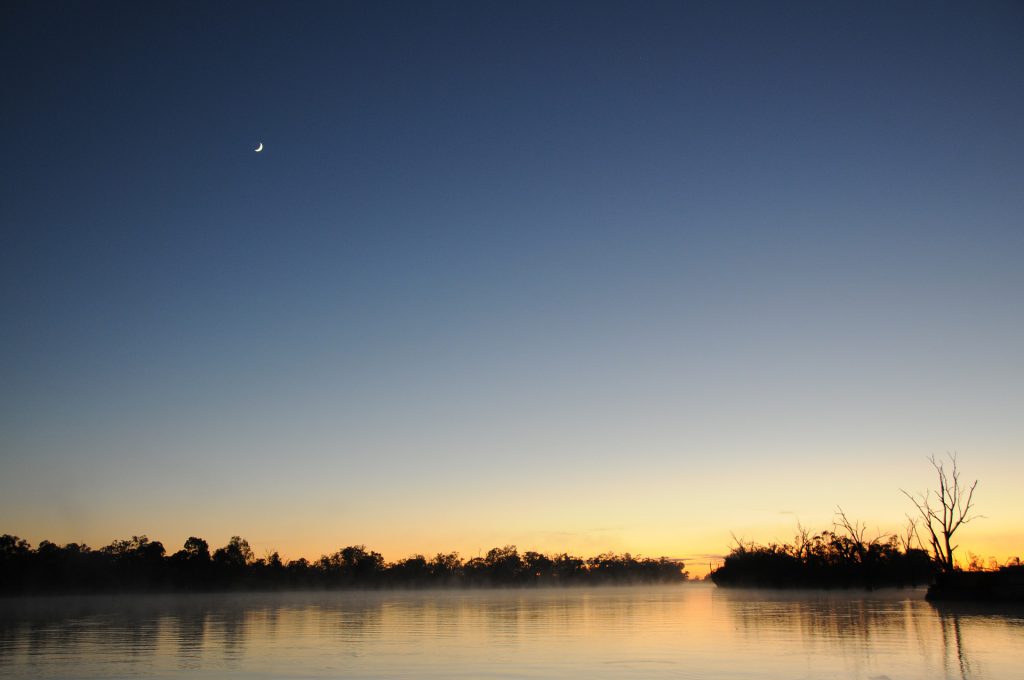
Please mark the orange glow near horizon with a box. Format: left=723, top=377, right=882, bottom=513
left=9, top=522, right=1021, bottom=581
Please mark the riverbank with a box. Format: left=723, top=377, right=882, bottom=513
left=926, top=566, right=1024, bottom=602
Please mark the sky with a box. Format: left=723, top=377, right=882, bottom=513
left=2, top=1, right=1023, bottom=574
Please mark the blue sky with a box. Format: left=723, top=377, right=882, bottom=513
left=2, top=1, right=1022, bottom=566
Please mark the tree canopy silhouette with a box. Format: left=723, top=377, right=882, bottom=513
left=0, top=535, right=687, bottom=594
left=710, top=516, right=935, bottom=590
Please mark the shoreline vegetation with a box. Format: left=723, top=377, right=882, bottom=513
left=709, top=525, right=937, bottom=590
left=708, top=525, right=1023, bottom=597
left=926, top=567, right=1024, bottom=602
left=5, top=456, right=1018, bottom=600
left=0, top=535, right=687, bottom=595
left=711, top=455, right=1023, bottom=601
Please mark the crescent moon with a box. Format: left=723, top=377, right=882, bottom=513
left=254, top=142, right=264, bottom=153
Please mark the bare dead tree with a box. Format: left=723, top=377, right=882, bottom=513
left=790, top=521, right=809, bottom=560
left=901, top=453, right=980, bottom=572
left=728, top=532, right=751, bottom=554
left=834, top=507, right=879, bottom=563
left=834, top=507, right=867, bottom=546
left=897, top=515, right=923, bottom=554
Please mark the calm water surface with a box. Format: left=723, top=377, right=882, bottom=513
left=1, top=584, right=1022, bottom=679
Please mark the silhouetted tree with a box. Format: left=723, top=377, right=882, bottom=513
left=484, top=545, right=523, bottom=584
left=902, top=453, right=980, bottom=572
left=318, top=545, right=384, bottom=586
left=210, top=536, right=254, bottom=588
left=552, top=553, right=586, bottom=581
left=0, top=534, right=32, bottom=592
left=183, top=536, right=210, bottom=561
left=428, top=552, right=463, bottom=583
left=462, top=556, right=488, bottom=585
left=390, top=555, right=430, bottom=586
left=213, top=536, right=253, bottom=568
left=523, top=551, right=554, bottom=582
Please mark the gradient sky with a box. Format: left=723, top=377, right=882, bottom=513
left=2, top=1, right=1023, bottom=573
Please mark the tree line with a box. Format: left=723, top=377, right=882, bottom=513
left=712, top=455, right=987, bottom=589
left=0, top=535, right=687, bottom=594
left=709, top=518, right=936, bottom=589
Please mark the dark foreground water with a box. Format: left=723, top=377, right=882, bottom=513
left=2, top=584, right=1022, bottom=679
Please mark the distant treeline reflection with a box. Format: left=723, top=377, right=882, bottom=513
left=0, top=534, right=687, bottom=594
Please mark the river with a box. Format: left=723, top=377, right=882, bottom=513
left=2, top=584, right=1021, bottom=679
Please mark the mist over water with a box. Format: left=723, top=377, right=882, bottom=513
left=2, top=585, right=1022, bottom=679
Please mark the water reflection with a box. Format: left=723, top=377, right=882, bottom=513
left=1, top=586, right=1022, bottom=680
left=714, top=588, right=1024, bottom=680
left=941, top=610, right=971, bottom=680
left=930, top=601, right=1024, bottom=680
left=716, top=587, right=927, bottom=644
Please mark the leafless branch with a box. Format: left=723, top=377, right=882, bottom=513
left=902, top=453, right=980, bottom=572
